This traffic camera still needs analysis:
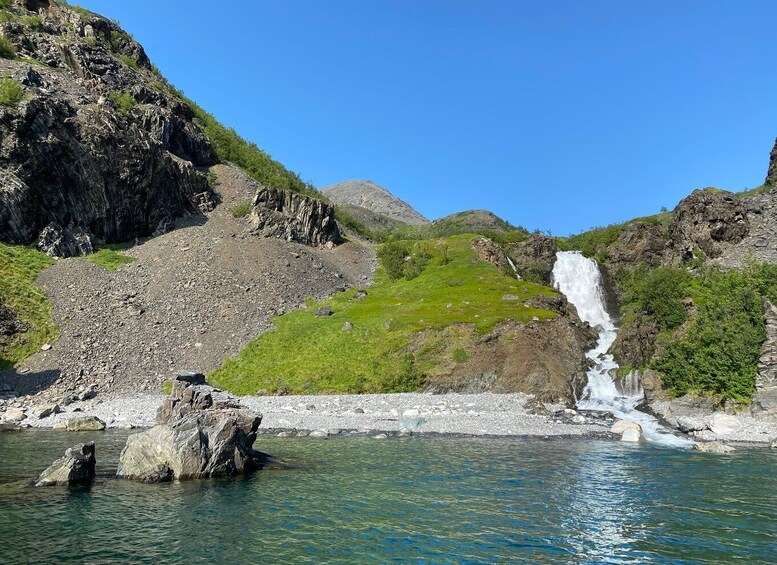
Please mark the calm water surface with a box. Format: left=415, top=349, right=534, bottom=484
left=0, top=430, right=775, bottom=563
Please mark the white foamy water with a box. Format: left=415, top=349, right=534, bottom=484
left=552, top=251, right=691, bottom=448
left=506, top=256, right=521, bottom=280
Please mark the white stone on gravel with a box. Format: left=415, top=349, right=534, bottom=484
left=709, top=413, right=744, bottom=436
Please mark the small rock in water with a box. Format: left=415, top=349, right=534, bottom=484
left=620, top=428, right=641, bottom=442
left=694, top=441, right=736, bottom=454
left=277, top=431, right=294, bottom=438
left=770, top=438, right=777, bottom=449
left=611, top=420, right=642, bottom=435
left=309, top=429, right=328, bottom=438
left=35, top=442, right=96, bottom=487
left=372, top=434, right=388, bottom=440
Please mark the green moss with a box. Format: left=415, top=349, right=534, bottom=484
left=210, top=234, right=557, bottom=395
left=161, top=381, right=173, bottom=395
left=108, top=91, right=135, bottom=115
left=0, top=243, right=56, bottom=370
left=82, top=244, right=136, bottom=271
left=0, top=77, right=22, bottom=108
left=231, top=201, right=251, bottom=219
left=0, top=37, right=15, bottom=60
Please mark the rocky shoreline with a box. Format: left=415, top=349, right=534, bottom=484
left=3, top=387, right=776, bottom=446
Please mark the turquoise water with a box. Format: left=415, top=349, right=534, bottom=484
left=0, top=431, right=776, bottom=563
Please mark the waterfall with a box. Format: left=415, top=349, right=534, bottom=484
left=551, top=251, right=692, bottom=448
left=506, top=256, right=521, bottom=280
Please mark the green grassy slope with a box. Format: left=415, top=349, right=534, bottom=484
left=210, top=234, right=557, bottom=395
left=0, top=243, right=56, bottom=370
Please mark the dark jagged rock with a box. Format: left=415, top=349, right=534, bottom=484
left=506, top=234, right=558, bottom=285
left=766, top=136, right=777, bottom=187
left=609, top=316, right=659, bottom=368
left=668, top=189, right=749, bottom=261
left=248, top=185, right=341, bottom=247
left=35, top=442, right=96, bottom=487
left=36, top=222, right=94, bottom=257
left=0, top=3, right=217, bottom=256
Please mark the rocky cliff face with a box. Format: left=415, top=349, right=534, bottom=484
left=753, top=300, right=777, bottom=415
left=667, top=189, right=749, bottom=262
left=322, top=180, right=429, bottom=226
left=506, top=234, right=558, bottom=285
left=0, top=1, right=217, bottom=255
left=248, top=185, right=341, bottom=247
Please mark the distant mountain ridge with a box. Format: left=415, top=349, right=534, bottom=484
left=433, top=209, right=517, bottom=234
left=321, top=180, right=430, bottom=226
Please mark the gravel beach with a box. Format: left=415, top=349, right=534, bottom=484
left=20, top=392, right=612, bottom=438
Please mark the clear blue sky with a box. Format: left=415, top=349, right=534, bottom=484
left=78, top=0, right=777, bottom=235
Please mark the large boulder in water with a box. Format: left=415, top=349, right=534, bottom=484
left=35, top=442, right=96, bottom=487
left=116, top=409, right=268, bottom=482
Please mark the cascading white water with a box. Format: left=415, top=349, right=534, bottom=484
left=506, top=256, right=521, bottom=280
left=551, top=251, right=692, bottom=448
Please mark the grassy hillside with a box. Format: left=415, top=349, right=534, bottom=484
left=210, top=234, right=557, bottom=395
left=0, top=243, right=56, bottom=370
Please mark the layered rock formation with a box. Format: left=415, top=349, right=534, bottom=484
left=248, top=185, right=341, bottom=247
left=0, top=1, right=217, bottom=255
left=117, top=378, right=270, bottom=482
left=753, top=300, right=777, bottom=415
left=321, top=180, right=429, bottom=226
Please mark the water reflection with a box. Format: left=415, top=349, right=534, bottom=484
left=0, top=432, right=775, bottom=563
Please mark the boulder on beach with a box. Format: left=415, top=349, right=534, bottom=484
left=694, top=441, right=736, bottom=454
left=677, top=416, right=707, bottom=433
left=116, top=409, right=269, bottom=482
left=64, top=416, right=107, bottom=432
left=35, top=442, right=96, bottom=487
left=709, top=413, right=743, bottom=436
left=611, top=420, right=642, bottom=435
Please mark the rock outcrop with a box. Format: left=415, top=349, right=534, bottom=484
left=0, top=3, right=217, bottom=255
left=248, top=186, right=341, bottom=247
left=118, top=379, right=269, bottom=482
left=471, top=237, right=509, bottom=272
left=607, top=221, right=666, bottom=267
left=421, top=316, right=597, bottom=403
left=117, top=409, right=268, bottom=482
left=506, top=234, right=558, bottom=284
left=321, top=180, right=429, bottom=226
left=667, top=189, right=749, bottom=261
left=766, top=136, right=777, bottom=187
left=35, top=442, right=96, bottom=486
left=753, top=302, right=777, bottom=415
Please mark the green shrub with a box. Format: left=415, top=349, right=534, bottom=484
left=377, top=241, right=410, bottom=280
left=231, top=201, right=251, bottom=219
left=0, top=0, right=11, bottom=10
left=452, top=347, right=470, bottom=363
left=0, top=77, right=23, bottom=108
left=23, top=16, right=43, bottom=29
left=108, top=91, right=136, bottom=115
left=652, top=264, right=777, bottom=403
left=0, top=36, right=15, bottom=59
left=621, top=267, right=693, bottom=331
left=116, top=53, right=139, bottom=70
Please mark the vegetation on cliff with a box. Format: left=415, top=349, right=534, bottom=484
left=210, top=234, right=556, bottom=395
left=0, top=243, right=55, bottom=370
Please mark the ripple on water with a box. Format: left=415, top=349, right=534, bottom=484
left=0, top=432, right=776, bottom=563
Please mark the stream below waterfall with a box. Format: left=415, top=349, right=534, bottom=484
left=552, top=251, right=692, bottom=448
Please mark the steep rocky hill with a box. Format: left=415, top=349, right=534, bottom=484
left=322, top=180, right=429, bottom=226
left=433, top=209, right=516, bottom=234
left=0, top=0, right=314, bottom=256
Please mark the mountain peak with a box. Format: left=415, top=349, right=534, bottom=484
left=321, top=180, right=429, bottom=226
